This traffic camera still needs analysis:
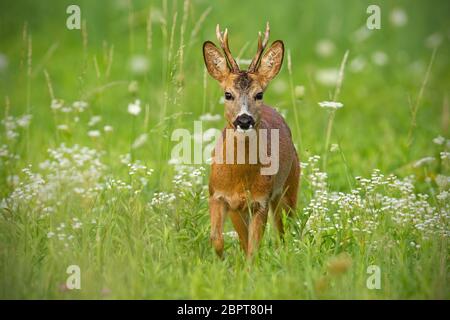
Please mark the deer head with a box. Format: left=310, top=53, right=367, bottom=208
left=203, top=23, right=284, bottom=132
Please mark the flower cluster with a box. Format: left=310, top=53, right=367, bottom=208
left=148, top=165, right=206, bottom=210
left=301, top=155, right=449, bottom=243
left=127, top=160, right=154, bottom=193
left=150, top=192, right=176, bottom=207
left=51, top=99, right=88, bottom=113
left=172, top=165, right=206, bottom=191
left=1, top=114, right=32, bottom=141
left=0, top=144, right=20, bottom=166
left=2, top=144, right=105, bottom=215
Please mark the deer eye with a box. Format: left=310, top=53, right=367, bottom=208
left=224, top=92, right=234, bottom=101
left=255, top=92, right=263, bottom=100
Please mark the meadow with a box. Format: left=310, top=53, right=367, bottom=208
left=0, top=0, right=449, bottom=299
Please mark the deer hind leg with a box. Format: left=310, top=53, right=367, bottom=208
left=247, top=202, right=269, bottom=258
left=272, top=160, right=300, bottom=238
left=271, top=195, right=287, bottom=238
left=229, top=210, right=249, bottom=254
left=283, top=157, right=300, bottom=215
left=209, top=197, right=226, bottom=258
left=271, top=194, right=295, bottom=239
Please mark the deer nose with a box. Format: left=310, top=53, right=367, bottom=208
left=233, top=114, right=255, bottom=130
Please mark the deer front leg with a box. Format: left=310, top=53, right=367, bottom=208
left=247, top=201, right=269, bottom=258
left=209, top=197, right=226, bottom=258
left=229, top=210, right=249, bottom=254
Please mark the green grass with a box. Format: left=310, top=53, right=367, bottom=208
left=0, top=0, right=449, bottom=299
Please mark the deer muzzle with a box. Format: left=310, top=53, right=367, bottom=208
left=233, top=113, right=255, bottom=131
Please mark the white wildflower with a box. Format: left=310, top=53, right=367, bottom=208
left=315, top=39, right=335, bottom=57
left=72, top=101, right=88, bottom=112
left=330, top=144, right=339, bottom=152
left=224, top=231, right=238, bottom=239
left=349, top=56, right=366, bottom=73
left=88, top=115, right=102, bottom=127
left=128, top=99, right=142, bottom=116
left=72, top=221, right=83, bottom=229
left=129, top=55, right=149, bottom=74
left=435, top=175, right=449, bottom=189
left=57, top=124, right=69, bottom=131
left=199, top=113, right=221, bottom=122
left=389, top=8, right=408, bottom=27
left=120, top=153, right=131, bottom=165
left=315, top=68, right=339, bottom=87
left=73, top=187, right=85, bottom=194
left=0, top=145, right=8, bottom=158
left=17, top=114, right=32, bottom=128
left=318, top=101, right=344, bottom=110
left=437, top=191, right=449, bottom=201
left=51, top=99, right=64, bottom=110
left=88, top=130, right=101, bottom=138
left=433, top=135, right=445, bottom=145
left=150, top=192, right=176, bottom=207
left=372, top=51, right=389, bottom=66
left=440, top=152, right=450, bottom=160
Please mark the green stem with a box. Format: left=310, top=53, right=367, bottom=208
left=323, top=110, right=336, bottom=170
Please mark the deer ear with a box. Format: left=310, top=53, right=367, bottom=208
left=257, top=40, right=284, bottom=87
left=203, top=41, right=230, bottom=82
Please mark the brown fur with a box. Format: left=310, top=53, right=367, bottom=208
left=203, top=26, right=300, bottom=258
left=209, top=105, right=300, bottom=257
left=234, top=72, right=253, bottom=91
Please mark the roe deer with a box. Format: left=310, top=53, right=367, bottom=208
left=203, top=23, right=300, bottom=258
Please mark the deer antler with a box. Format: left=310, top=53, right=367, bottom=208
left=216, top=24, right=240, bottom=73
left=248, top=22, right=270, bottom=73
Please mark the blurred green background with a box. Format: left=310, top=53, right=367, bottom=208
left=0, top=0, right=449, bottom=299
left=1, top=0, right=449, bottom=184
